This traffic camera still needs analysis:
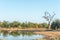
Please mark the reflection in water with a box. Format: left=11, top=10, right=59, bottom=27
left=0, top=31, right=60, bottom=40
left=0, top=31, right=44, bottom=40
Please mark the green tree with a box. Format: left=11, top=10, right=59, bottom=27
left=27, top=22, right=34, bottom=28
left=21, top=22, right=27, bottom=28
left=40, top=23, right=48, bottom=28
left=2, top=21, right=9, bottom=28
left=33, top=23, right=39, bottom=28
left=51, top=19, right=60, bottom=30
left=9, top=21, right=21, bottom=28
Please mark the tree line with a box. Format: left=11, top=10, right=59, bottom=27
left=0, top=19, right=60, bottom=30
left=0, top=21, right=48, bottom=28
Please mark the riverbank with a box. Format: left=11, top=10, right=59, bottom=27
left=34, top=31, right=60, bottom=40
left=34, top=31, right=60, bottom=37
left=0, top=28, right=60, bottom=37
left=0, top=28, right=47, bottom=31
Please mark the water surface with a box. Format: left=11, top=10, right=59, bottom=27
left=0, top=31, right=44, bottom=40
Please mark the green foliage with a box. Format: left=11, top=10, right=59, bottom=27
left=27, top=22, right=35, bottom=28
left=51, top=19, right=60, bottom=30
left=9, top=21, right=21, bottom=27
left=21, top=22, right=27, bottom=28
left=1, top=21, right=9, bottom=28
left=38, top=23, right=48, bottom=28
left=0, top=21, right=48, bottom=28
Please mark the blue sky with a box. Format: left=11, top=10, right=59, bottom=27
left=0, top=0, right=60, bottom=23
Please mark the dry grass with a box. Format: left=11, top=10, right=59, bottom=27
left=34, top=31, right=60, bottom=37
left=0, top=28, right=47, bottom=31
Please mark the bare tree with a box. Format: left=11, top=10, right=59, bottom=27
left=43, top=12, right=55, bottom=30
